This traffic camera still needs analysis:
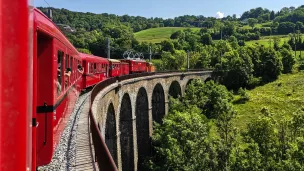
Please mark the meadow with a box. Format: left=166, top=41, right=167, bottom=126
left=232, top=72, right=304, bottom=129
left=134, top=27, right=200, bottom=43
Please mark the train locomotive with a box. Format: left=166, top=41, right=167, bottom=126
left=30, top=7, right=154, bottom=170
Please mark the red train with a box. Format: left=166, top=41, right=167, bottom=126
left=0, top=6, right=154, bottom=171
left=81, top=53, right=109, bottom=88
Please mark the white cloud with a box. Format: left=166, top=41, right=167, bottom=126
left=216, top=11, right=224, bottom=19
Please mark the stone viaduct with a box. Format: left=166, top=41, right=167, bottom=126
left=91, top=71, right=212, bottom=171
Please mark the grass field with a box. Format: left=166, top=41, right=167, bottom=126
left=245, top=35, right=292, bottom=47
left=134, top=27, right=201, bottom=43
left=232, top=72, right=304, bottom=129
left=240, top=22, right=272, bottom=29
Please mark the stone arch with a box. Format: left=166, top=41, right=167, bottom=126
left=152, top=83, right=165, bottom=124
left=120, top=93, right=134, bottom=171
left=105, top=103, right=117, bottom=165
left=135, top=87, right=150, bottom=170
left=168, top=80, right=182, bottom=98
left=186, top=79, right=194, bottom=87
left=205, top=77, right=213, bottom=83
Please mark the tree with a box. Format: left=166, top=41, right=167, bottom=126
left=216, top=98, right=236, bottom=171
left=232, top=142, right=262, bottom=171
left=170, top=30, right=185, bottom=40
left=278, top=22, right=296, bottom=34
left=160, top=40, right=175, bottom=53
left=200, top=27, right=208, bottom=34
left=222, top=21, right=236, bottom=37
left=183, top=80, right=233, bottom=119
left=215, top=48, right=253, bottom=90
left=245, top=115, right=278, bottom=170
left=197, top=46, right=212, bottom=68
left=270, top=10, right=275, bottom=20
left=248, top=18, right=258, bottom=28
left=280, top=47, right=296, bottom=73
left=201, top=33, right=213, bottom=45
left=161, top=50, right=186, bottom=70
left=259, top=47, right=283, bottom=81
left=290, top=108, right=304, bottom=142
left=228, top=36, right=239, bottom=49
left=149, top=109, right=217, bottom=171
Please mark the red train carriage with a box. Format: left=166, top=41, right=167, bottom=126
left=120, top=59, right=147, bottom=73
left=109, top=59, right=121, bottom=77
left=146, top=62, right=155, bottom=72
left=1, top=2, right=157, bottom=170
left=120, top=62, right=130, bottom=75
left=0, top=1, right=33, bottom=171
left=81, top=53, right=109, bottom=88
left=33, top=8, right=83, bottom=168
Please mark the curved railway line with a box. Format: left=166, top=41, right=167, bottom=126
left=38, top=92, right=93, bottom=171
left=37, top=70, right=212, bottom=171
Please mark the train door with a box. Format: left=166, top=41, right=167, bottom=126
left=35, top=31, right=55, bottom=166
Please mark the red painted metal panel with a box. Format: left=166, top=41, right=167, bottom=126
left=33, top=8, right=83, bottom=167
left=0, top=1, right=32, bottom=171
left=121, top=59, right=147, bottom=73
left=121, top=63, right=129, bottom=75
left=80, top=53, right=109, bottom=88
left=109, top=60, right=121, bottom=77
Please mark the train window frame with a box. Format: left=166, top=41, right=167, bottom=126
left=70, top=56, right=73, bottom=84
left=57, top=51, right=64, bottom=97
left=65, top=54, right=69, bottom=70
left=74, top=58, right=77, bottom=80
left=65, top=54, right=69, bottom=89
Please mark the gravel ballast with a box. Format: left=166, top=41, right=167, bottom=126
left=38, top=92, right=90, bottom=171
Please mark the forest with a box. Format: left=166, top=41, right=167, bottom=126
left=38, top=5, right=304, bottom=59
left=38, top=5, right=304, bottom=170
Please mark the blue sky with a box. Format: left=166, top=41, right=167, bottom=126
left=35, top=0, right=302, bottom=18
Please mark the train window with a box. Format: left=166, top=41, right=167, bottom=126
left=65, top=54, right=69, bottom=89
left=70, top=56, right=73, bottom=83
left=65, top=54, right=69, bottom=69
left=94, top=63, right=96, bottom=73
left=74, top=58, right=77, bottom=80
left=57, top=51, right=64, bottom=96
left=70, top=57, right=73, bottom=70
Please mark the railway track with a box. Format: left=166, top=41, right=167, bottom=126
left=38, top=92, right=91, bottom=171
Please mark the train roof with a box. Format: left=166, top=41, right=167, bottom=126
left=33, top=8, right=79, bottom=55
left=80, top=53, right=109, bottom=63
left=108, top=59, right=121, bottom=63
left=121, top=59, right=147, bottom=62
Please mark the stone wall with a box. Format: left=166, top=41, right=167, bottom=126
left=91, top=71, right=212, bottom=171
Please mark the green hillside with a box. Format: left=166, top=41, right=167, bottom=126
left=245, top=35, right=304, bottom=50
left=233, top=72, right=304, bottom=129
left=134, top=27, right=200, bottom=43
left=245, top=35, right=291, bottom=47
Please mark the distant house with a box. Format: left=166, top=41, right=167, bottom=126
left=56, top=24, right=76, bottom=32
left=63, top=26, right=76, bottom=32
